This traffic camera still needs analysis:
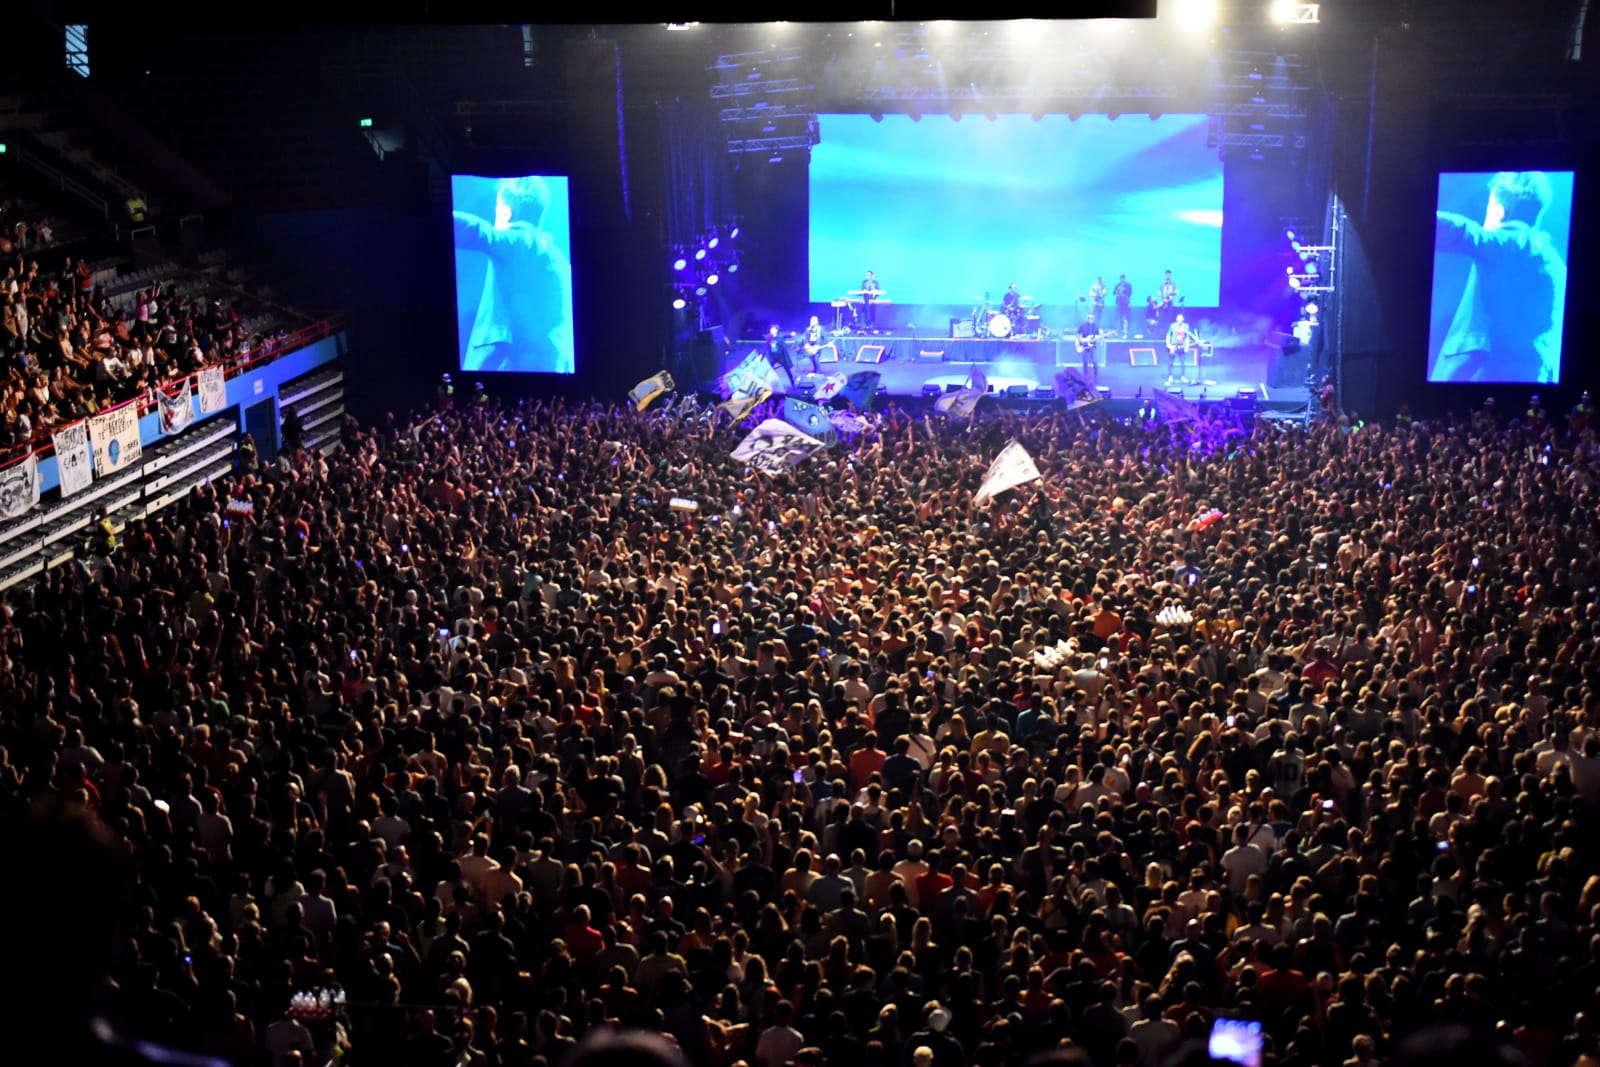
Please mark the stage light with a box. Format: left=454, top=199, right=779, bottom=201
left=1304, top=301, right=1319, bottom=316
left=672, top=254, right=688, bottom=272
left=708, top=235, right=719, bottom=250
left=1305, top=261, right=1319, bottom=276
left=672, top=297, right=687, bottom=310
left=1291, top=241, right=1301, bottom=252
left=1288, top=277, right=1301, bottom=289
left=695, top=284, right=708, bottom=296
left=728, top=261, right=739, bottom=273
left=694, top=247, right=708, bottom=261
left=358, top=117, right=373, bottom=128
left=1285, top=266, right=1295, bottom=275
left=1171, top=0, right=1218, bottom=28
left=1285, top=228, right=1297, bottom=241
left=1270, top=0, right=1297, bottom=23
left=706, top=273, right=720, bottom=286
left=729, top=224, right=740, bottom=239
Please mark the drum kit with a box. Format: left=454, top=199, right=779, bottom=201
left=972, top=296, right=1045, bottom=339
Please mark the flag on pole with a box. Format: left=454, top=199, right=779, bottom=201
left=781, top=398, right=838, bottom=447
left=974, top=440, right=1042, bottom=504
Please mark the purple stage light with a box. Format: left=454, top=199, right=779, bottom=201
left=673, top=256, right=688, bottom=271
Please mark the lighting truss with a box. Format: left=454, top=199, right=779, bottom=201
left=858, top=84, right=1176, bottom=105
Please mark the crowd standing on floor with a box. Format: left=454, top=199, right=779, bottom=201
left=5, top=389, right=1600, bottom=1067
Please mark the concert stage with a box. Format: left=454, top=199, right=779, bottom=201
left=765, top=330, right=1313, bottom=408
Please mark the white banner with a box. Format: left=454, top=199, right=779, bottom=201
left=1053, top=367, right=1102, bottom=411
left=197, top=366, right=228, bottom=414
left=89, top=401, right=143, bottom=476
left=814, top=371, right=848, bottom=402
left=0, top=455, right=39, bottom=520
left=717, top=383, right=771, bottom=423
left=52, top=422, right=93, bottom=498
left=158, top=377, right=197, bottom=435
left=935, top=368, right=986, bottom=418
left=974, top=440, right=1042, bottom=505
left=720, top=352, right=783, bottom=401
left=1153, top=389, right=1201, bottom=425
left=731, top=418, right=825, bottom=475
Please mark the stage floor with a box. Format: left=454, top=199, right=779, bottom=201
left=767, top=330, right=1310, bottom=406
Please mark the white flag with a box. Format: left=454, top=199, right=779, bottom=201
left=158, top=377, right=197, bottom=434
left=52, top=422, right=93, bottom=497
left=1153, top=390, right=1201, bottom=425
left=731, top=418, right=825, bottom=475
left=814, top=371, right=849, bottom=402
left=720, top=351, right=783, bottom=400
left=197, top=366, right=228, bottom=414
left=89, top=401, right=143, bottom=476
left=0, top=455, right=39, bottom=520
left=974, top=440, right=1042, bottom=504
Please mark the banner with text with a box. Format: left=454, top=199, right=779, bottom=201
left=731, top=418, right=825, bottom=475
left=89, top=401, right=143, bottom=476
left=0, top=455, right=39, bottom=520
left=197, top=366, right=228, bottom=414
left=52, top=422, right=93, bottom=497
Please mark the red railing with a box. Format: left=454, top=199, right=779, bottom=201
left=10, top=314, right=345, bottom=464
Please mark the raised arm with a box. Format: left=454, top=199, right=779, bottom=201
left=452, top=210, right=495, bottom=254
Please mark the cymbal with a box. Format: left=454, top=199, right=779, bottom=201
left=1021, top=295, right=1034, bottom=300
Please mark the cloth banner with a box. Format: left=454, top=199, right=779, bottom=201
left=974, top=439, right=1043, bottom=505
left=1153, top=389, right=1201, bottom=425
left=717, top=383, right=771, bottom=422
left=158, top=377, right=197, bottom=435
left=731, top=418, right=825, bottom=475
left=781, top=398, right=838, bottom=448
left=814, top=371, right=849, bottom=402
left=1053, top=368, right=1102, bottom=411
left=629, top=371, right=674, bottom=412
left=935, top=368, right=987, bottom=418
left=720, top=352, right=783, bottom=400
left=835, top=370, right=881, bottom=410
left=89, top=401, right=143, bottom=476
left=197, top=366, right=228, bottom=414
left=52, top=421, right=93, bottom=498
left=0, top=455, right=39, bottom=520
left=829, top=411, right=872, bottom=436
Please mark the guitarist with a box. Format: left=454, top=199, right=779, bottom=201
left=1164, top=313, right=1200, bottom=384
left=1076, top=318, right=1102, bottom=378
left=801, top=315, right=825, bottom=375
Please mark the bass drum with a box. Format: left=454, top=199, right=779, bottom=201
left=988, top=313, right=1013, bottom=338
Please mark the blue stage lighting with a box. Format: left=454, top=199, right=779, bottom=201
left=672, top=297, right=687, bottom=310
left=694, top=247, right=708, bottom=261
left=729, top=224, right=740, bottom=239
left=673, top=255, right=688, bottom=271
left=708, top=235, right=720, bottom=250
left=706, top=273, right=720, bottom=286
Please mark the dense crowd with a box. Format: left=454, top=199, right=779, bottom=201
left=4, top=389, right=1600, bottom=1067
left=0, top=249, right=284, bottom=456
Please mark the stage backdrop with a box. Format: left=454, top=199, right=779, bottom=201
left=1427, top=170, right=1573, bottom=385
left=451, top=174, right=576, bottom=375
left=808, top=113, right=1223, bottom=309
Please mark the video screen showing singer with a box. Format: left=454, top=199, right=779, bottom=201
left=452, top=175, right=575, bottom=375
left=1429, top=170, right=1570, bottom=384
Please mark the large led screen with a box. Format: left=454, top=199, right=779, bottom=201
left=1428, top=170, right=1572, bottom=384
left=808, top=113, right=1223, bottom=310
left=451, top=174, right=575, bottom=374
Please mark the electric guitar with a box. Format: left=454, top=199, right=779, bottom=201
left=1077, top=328, right=1118, bottom=353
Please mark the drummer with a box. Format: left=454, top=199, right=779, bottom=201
left=1001, top=284, right=1022, bottom=319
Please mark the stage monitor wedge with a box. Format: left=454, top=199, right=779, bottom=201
left=1427, top=170, right=1572, bottom=385
left=451, top=174, right=576, bottom=375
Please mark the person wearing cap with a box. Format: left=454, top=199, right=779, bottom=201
left=902, top=1002, right=964, bottom=1067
